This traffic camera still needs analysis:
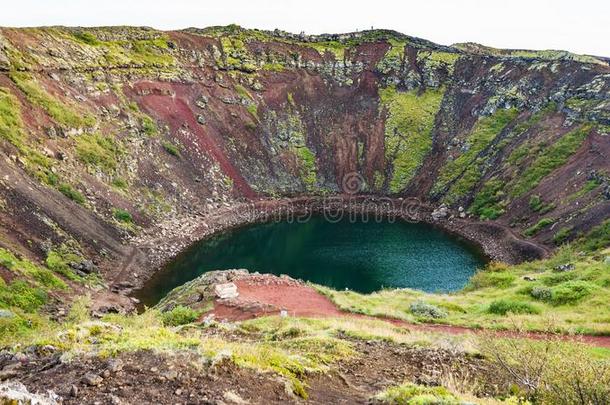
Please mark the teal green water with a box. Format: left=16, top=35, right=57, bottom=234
left=136, top=217, right=486, bottom=307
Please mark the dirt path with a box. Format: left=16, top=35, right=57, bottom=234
left=211, top=277, right=610, bottom=348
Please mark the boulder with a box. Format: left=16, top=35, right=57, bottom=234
left=553, top=263, right=575, bottom=272
left=82, top=373, right=103, bottom=386
left=214, top=282, right=239, bottom=299
left=431, top=205, right=449, bottom=220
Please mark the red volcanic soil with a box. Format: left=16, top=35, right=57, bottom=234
left=213, top=278, right=345, bottom=321
left=210, top=275, right=610, bottom=348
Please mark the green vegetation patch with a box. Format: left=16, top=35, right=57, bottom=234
left=487, top=299, right=539, bottom=315
left=0, top=87, right=26, bottom=149
left=0, top=87, right=58, bottom=185
left=578, top=219, right=610, bottom=252
left=307, top=41, right=346, bottom=60
left=112, top=208, right=133, bottom=223
left=416, top=50, right=461, bottom=74
left=161, top=305, right=199, bottom=326
left=435, top=108, right=518, bottom=204
left=469, top=178, right=506, bottom=219
left=528, top=194, right=555, bottom=214
left=524, top=218, right=555, bottom=237
left=511, top=125, right=590, bottom=196
left=374, top=382, right=461, bottom=405
left=379, top=86, right=444, bottom=193
left=75, top=133, right=124, bottom=172
left=58, top=183, right=86, bottom=205
left=530, top=281, right=596, bottom=306
left=9, top=72, right=95, bottom=128
left=467, top=265, right=516, bottom=289
left=162, top=141, right=181, bottom=157
left=0, top=280, right=47, bottom=313
left=70, top=31, right=175, bottom=68
left=0, top=248, right=65, bottom=290
left=553, top=226, right=573, bottom=245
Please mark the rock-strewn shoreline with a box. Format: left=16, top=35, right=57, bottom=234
left=115, top=196, right=549, bottom=298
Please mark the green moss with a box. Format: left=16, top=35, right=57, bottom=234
left=0, top=87, right=26, bottom=149
left=141, top=116, right=158, bottom=136
left=246, top=103, right=259, bottom=120
left=307, top=41, right=345, bottom=60
left=416, top=50, right=460, bottom=74
left=295, top=147, right=317, bottom=189
left=234, top=84, right=253, bottom=100
left=511, top=126, right=590, bottom=196
left=70, top=31, right=175, bottom=68
left=525, top=218, right=555, bottom=237
left=0, top=87, right=58, bottom=184
left=45, top=245, right=85, bottom=281
left=58, top=183, right=86, bottom=205
left=375, top=382, right=461, bottom=405
left=75, top=133, right=123, bottom=172
left=261, top=62, right=285, bottom=72
left=9, top=72, right=95, bottom=128
left=379, top=86, right=444, bottom=193
left=162, top=141, right=181, bottom=157
left=219, top=36, right=257, bottom=71
left=0, top=281, right=47, bottom=313
left=435, top=108, right=519, bottom=203
left=0, top=248, right=65, bottom=290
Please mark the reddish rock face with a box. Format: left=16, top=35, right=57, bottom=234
left=0, top=26, right=608, bottom=280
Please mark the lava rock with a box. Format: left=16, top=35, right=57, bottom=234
left=107, top=359, right=124, bottom=373
left=82, top=373, right=103, bottom=386
left=431, top=205, right=449, bottom=220
left=553, top=263, right=575, bottom=272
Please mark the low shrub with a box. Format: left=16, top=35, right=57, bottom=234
left=111, top=177, right=128, bottom=190
left=487, top=300, right=539, bottom=315
left=530, top=286, right=552, bottom=302
left=112, top=208, right=133, bottom=223
left=467, top=270, right=515, bottom=290
left=0, top=281, right=47, bottom=312
left=525, top=218, right=555, bottom=237
left=553, top=227, right=573, bottom=245
left=541, top=271, right=577, bottom=286
left=549, top=281, right=594, bottom=306
left=161, top=305, right=199, bottom=326
left=479, top=334, right=610, bottom=404
left=579, top=219, right=610, bottom=252
left=162, top=141, right=181, bottom=157
left=58, top=183, right=85, bottom=204
left=409, top=301, right=447, bottom=319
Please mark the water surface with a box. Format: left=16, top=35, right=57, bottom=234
left=136, top=216, right=486, bottom=306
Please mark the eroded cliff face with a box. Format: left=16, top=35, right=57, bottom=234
left=0, top=25, right=608, bottom=281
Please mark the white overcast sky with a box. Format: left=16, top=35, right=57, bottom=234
left=2, top=0, right=609, bottom=56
